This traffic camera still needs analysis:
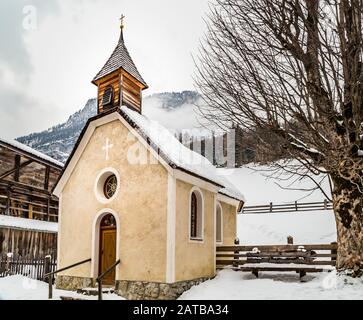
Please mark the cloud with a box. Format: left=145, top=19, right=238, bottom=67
left=0, top=1, right=59, bottom=76
left=0, top=0, right=60, bottom=139
left=0, top=0, right=210, bottom=139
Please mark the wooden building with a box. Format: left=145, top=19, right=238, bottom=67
left=0, top=138, right=62, bottom=258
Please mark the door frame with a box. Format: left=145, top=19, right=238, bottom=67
left=91, top=208, right=120, bottom=279
left=99, top=225, right=117, bottom=284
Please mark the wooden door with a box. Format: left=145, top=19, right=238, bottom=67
left=99, top=227, right=116, bottom=285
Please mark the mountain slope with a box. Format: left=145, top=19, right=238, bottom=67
left=17, top=91, right=204, bottom=163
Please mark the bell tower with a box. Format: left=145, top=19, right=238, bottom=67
left=92, top=15, right=148, bottom=114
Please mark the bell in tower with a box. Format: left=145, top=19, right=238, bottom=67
left=92, top=15, right=148, bottom=114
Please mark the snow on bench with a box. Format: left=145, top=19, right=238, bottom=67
left=216, top=243, right=337, bottom=278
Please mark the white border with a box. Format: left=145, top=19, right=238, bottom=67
left=91, top=208, right=121, bottom=280
left=56, top=194, right=62, bottom=270
left=188, top=186, right=205, bottom=243
left=213, top=195, right=217, bottom=274
left=216, top=202, right=223, bottom=245
left=94, top=167, right=121, bottom=204
left=166, top=173, right=176, bottom=283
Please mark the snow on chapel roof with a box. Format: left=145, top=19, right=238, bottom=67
left=120, top=106, right=245, bottom=202
left=54, top=107, right=245, bottom=203
left=92, top=30, right=148, bottom=88
left=0, top=137, right=63, bottom=168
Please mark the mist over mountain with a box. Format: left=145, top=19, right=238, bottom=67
left=17, top=91, right=206, bottom=163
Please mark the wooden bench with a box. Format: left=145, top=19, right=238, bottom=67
left=216, top=243, right=337, bottom=278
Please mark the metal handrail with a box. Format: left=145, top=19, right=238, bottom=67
left=97, top=259, right=120, bottom=300
left=44, top=258, right=91, bottom=277
left=44, top=257, right=91, bottom=299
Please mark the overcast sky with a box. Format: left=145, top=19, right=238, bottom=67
left=0, top=0, right=210, bottom=139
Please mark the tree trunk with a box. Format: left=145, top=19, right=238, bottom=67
left=331, top=175, right=363, bottom=277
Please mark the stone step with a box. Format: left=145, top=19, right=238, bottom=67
left=76, top=287, right=115, bottom=296
left=60, top=296, right=87, bottom=301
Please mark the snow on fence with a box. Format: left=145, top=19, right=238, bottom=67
left=241, top=200, right=333, bottom=214
left=0, top=254, right=57, bottom=281
left=216, top=242, right=337, bottom=277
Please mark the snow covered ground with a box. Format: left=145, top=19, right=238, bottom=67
left=217, top=165, right=330, bottom=205
left=0, top=215, right=58, bottom=233
left=218, top=165, right=337, bottom=245
left=2, top=271, right=361, bottom=300
left=237, top=211, right=336, bottom=245
left=0, top=275, right=123, bottom=300
left=180, top=269, right=363, bottom=300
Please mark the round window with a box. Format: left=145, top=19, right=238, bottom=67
left=94, top=168, right=120, bottom=204
left=104, top=174, right=117, bottom=199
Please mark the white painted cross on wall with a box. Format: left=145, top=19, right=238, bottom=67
left=102, top=138, right=113, bottom=161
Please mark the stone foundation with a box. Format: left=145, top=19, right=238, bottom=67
left=115, top=277, right=212, bottom=300
left=55, top=275, right=212, bottom=300
left=56, top=275, right=96, bottom=291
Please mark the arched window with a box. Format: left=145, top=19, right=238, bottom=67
left=190, top=188, right=203, bottom=240
left=216, top=203, right=223, bottom=243
left=100, top=213, right=116, bottom=228
left=102, top=86, right=114, bottom=107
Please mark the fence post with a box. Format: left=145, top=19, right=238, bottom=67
left=330, top=242, right=337, bottom=265
left=324, top=199, right=327, bottom=210
left=233, top=237, right=240, bottom=269
left=287, top=236, right=294, bottom=245
left=98, top=280, right=103, bottom=300
left=269, top=202, right=273, bottom=213
left=5, top=253, right=13, bottom=275
left=45, top=255, right=53, bottom=299
left=295, top=201, right=298, bottom=211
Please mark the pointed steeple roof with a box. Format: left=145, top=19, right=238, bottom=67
left=92, top=29, right=148, bottom=88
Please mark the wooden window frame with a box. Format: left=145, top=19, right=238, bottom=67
left=102, top=86, right=114, bottom=107
left=189, top=187, right=204, bottom=242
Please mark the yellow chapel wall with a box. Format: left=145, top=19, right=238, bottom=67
left=219, top=201, right=237, bottom=246
left=58, top=119, right=169, bottom=283
left=173, top=180, right=239, bottom=282
left=174, top=180, right=216, bottom=282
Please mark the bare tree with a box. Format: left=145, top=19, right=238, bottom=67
left=196, top=0, right=363, bottom=276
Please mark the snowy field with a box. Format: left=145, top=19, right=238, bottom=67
left=1, top=269, right=362, bottom=300
left=1, top=165, right=360, bottom=300
left=219, top=165, right=337, bottom=244
left=180, top=269, right=363, bottom=300
left=0, top=275, right=123, bottom=300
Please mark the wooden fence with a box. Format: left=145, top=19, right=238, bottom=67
left=0, top=254, right=57, bottom=281
left=216, top=242, right=337, bottom=270
left=241, top=200, right=333, bottom=214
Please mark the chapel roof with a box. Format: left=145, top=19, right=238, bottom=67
left=92, top=30, right=148, bottom=88
left=54, top=107, right=245, bottom=203
left=119, top=106, right=245, bottom=202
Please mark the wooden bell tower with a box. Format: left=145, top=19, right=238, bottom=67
left=92, top=15, right=148, bottom=114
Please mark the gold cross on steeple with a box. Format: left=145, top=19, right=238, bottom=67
left=120, top=14, right=125, bottom=30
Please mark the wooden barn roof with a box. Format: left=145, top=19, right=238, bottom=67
left=0, top=137, right=63, bottom=169
left=92, top=30, right=148, bottom=88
